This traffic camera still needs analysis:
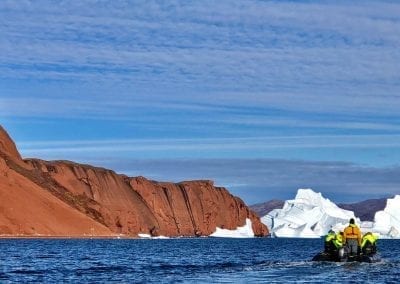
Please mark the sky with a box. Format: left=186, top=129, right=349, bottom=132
left=1, top=0, right=400, bottom=205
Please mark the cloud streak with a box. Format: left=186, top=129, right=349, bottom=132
left=1, top=1, right=399, bottom=93
left=2, top=1, right=400, bottom=109
left=1, top=1, right=400, bottom=124
left=17, top=135, right=400, bottom=169
left=81, top=158, right=400, bottom=205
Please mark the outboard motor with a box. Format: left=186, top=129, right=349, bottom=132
left=338, top=247, right=348, bottom=262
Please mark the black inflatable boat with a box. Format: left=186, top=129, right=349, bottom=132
left=312, top=247, right=381, bottom=263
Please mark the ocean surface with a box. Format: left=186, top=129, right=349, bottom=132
left=0, top=238, right=399, bottom=283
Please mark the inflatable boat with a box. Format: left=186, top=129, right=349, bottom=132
left=312, top=247, right=381, bottom=263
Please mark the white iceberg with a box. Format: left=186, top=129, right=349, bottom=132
left=210, top=218, right=254, bottom=238
left=262, top=188, right=400, bottom=239
left=370, top=195, right=400, bottom=238
left=261, top=189, right=356, bottom=238
left=138, top=233, right=169, bottom=239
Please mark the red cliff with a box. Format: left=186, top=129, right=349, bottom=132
left=0, top=130, right=113, bottom=236
left=0, top=126, right=21, bottom=160
left=0, top=126, right=268, bottom=237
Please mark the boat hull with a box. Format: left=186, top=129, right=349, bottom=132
left=312, top=251, right=381, bottom=263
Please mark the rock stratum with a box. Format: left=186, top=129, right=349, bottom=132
left=0, top=126, right=268, bottom=237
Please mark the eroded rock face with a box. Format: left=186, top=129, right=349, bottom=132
left=130, top=178, right=267, bottom=236
left=25, top=160, right=268, bottom=237
left=0, top=126, right=21, bottom=160
left=0, top=125, right=268, bottom=237
left=0, top=154, right=113, bottom=236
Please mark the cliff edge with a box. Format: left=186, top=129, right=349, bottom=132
left=0, top=126, right=21, bottom=160
left=0, top=125, right=268, bottom=237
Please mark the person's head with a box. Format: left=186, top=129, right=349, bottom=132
left=349, top=218, right=355, bottom=224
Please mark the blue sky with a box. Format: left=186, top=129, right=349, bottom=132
left=1, top=0, right=400, bottom=204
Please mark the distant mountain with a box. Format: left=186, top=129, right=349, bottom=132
left=251, top=197, right=388, bottom=222
left=338, top=199, right=387, bottom=222
left=250, top=200, right=284, bottom=217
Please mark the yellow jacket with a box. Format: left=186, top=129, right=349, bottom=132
left=361, top=233, right=377, bottom=248
left=333, top=233, right=343, bottom=248
left=325, top=232, right=336, bottom=242
left=343, top=224, right=362, bottom=246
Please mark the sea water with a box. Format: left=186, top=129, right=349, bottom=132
left=0, top=238, right=399, bottom=283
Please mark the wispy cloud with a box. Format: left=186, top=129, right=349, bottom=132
left=79, top=158, right=400, bottom=205
left=18, top=134, right=400, bottom=150
left=1, top=1, right=399, bottom=102
left=17, top=135, right=400, bottom=169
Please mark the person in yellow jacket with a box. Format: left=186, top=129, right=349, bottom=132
left=324, top=230, right=344, bottom=253
left=324, top=230, right=337, bottom=253
left=361, top=232, right=378, bottom=255
left=333, top=231, right=344, bottom=248
left=343, top=218, right=362, bottom=256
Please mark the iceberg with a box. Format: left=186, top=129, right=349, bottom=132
left=138, top=233, right=169, bottom=239
left=369, top=195, right=400, bottom=238
left=137, top=219, right=255, bottom=239
left=261, top=189, right=356, bottom=238
left=210, top=218, right=255, bottom=238
left=262, top=189, right=400, bottom=239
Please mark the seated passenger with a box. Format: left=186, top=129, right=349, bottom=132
left=333, top=231, right=344, bottom=249
left=324, top=230, right=337, bottom=253
left=361, top=232, right=377, bottom=255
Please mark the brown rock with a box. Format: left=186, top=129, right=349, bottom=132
left=0, top=155, right=113, bottom=236
left=0, top=125, right=268, bottom=237
left=0, top=126, right=22, bottom=160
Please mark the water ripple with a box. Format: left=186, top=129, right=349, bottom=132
left=0, top=238, right=398, bottom=283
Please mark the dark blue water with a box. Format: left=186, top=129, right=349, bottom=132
left=0, top=238, right=399, bottom=283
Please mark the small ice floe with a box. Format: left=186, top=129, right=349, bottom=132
left=138, top=233, right=169, bottom=239
left=210, top=218, right=254, bottom=238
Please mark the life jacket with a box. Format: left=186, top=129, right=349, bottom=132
left=324, top=232, right=337, bottom=252
left=361, top=233, right=377, bottom=248
left=333, top=233, right=343, bottom=248
left=343, top=224, right=362, bottom=245
left=325, top=232, right=336, bottom=243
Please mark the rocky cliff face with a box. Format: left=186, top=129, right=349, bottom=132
left=0, top=126, right=21, bottom=160
left=0, top=126, right=268, bottom=237
left=0, top=132, right=113, bottom=236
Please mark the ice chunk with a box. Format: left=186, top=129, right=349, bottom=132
left=371, top=195, right=400, bottom=238
left=262, top=189, right=356, bottom=238
left=210, top=218, right=254, bottom=238
left=263, top=189, right=400, bottom=239
left=138, top=233, right=169, bottom=239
